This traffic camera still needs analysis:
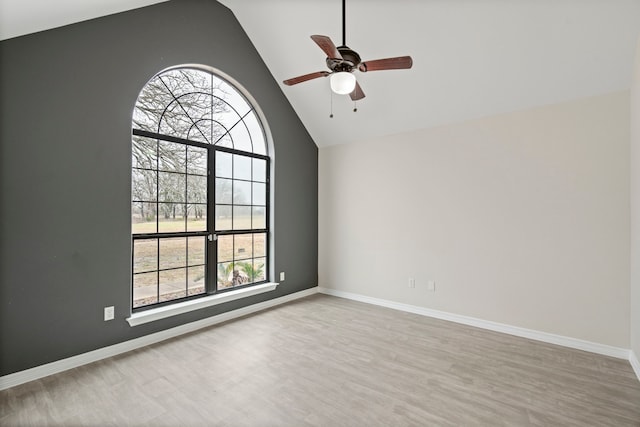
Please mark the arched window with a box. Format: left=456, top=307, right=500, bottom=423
left=131, top=66, right=270, bottom=310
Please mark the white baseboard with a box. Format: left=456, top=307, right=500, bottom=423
left=0, top=287, right=319, bottom=391
left=5, top=286, right=638, bottom=391
left=318, top=287, right=631, bottom=361
left=630, top=351, right=640, bottom=382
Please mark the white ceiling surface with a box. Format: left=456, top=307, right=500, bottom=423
left=3, top=1, right=640, bottom=147
left=221, top=0, right=640, bottom=147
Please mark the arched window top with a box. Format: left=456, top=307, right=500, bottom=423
left=133, top=67, right=267, bottom=155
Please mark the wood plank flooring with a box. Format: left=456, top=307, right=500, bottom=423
left=1, top=294, right=639, bottom=426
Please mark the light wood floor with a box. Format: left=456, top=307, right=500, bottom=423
left=1, top=294, right=639, bottom=426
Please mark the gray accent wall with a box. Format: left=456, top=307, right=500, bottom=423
left=0, top=0, right=318, bottom=376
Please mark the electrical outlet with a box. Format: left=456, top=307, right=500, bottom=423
left=104, top=306, right=114, bottom=321
left=280, top=271, right=285, bottom=281
left=427, top=280, right=436, bottom=292
left=408, top=278, right=415, bottom=288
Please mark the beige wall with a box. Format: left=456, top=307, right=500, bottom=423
left=631, top=38, right=640, bottom=359
left=319, top=92, right=630, bottom=348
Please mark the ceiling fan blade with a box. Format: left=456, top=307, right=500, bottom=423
left=358, top=56, right=413, bottom=72
left=311, top=35, right=343, bottom=59
left=350, top=81, right=365, bottom=101
left=283, top=71, right=330, bottom=86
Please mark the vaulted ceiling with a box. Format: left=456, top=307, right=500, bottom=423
left=3, top=0, right=640, bottom=147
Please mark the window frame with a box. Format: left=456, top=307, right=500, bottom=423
left=130, top=66, right=271, bottom=313
left=212, top=145, right=270, bottom=291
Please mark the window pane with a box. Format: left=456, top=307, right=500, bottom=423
left=218, top=80, right=252, bottom=117
left=244, top=111, right=266, bottom=155
left=218, top=235, right=233, bottom=262
left=217, top=262, right=234, bottom=289
left=234, top=234, right=253, bottom=261
left=209, top=121, right=228, bottom=145
left=254, top=233, right=266, bottom=258
left=185, top=123, right=211, bottom=144
left=188, top=236, right=205, bottom=266
left=233, top=180, right=251, bottom=205
left=133, top=272, right=157, bottom=308
left=233, top=206, right=252, bottom=230
left=159, top=238, right=187, bottom=270
left=167, top=69, right=212, bottom=99
left=236, top=258, right=265, bottom=284
left=158, top=204, right=186, bottom=232
left=213, top=102, right=243, bottom=135
left=216, top=205, right=232, bottom=230
left=133, top=76, right=174, bottom=133
left=216, top=151, right=232, bottom=178
left=134, top=239, right=157, bottom=273
left=132, top=136, right=157, bottom=169
left=186, top=204, right=207, bottom=232
left=187, top=175, right=207, bottom=204
left=156, top=82, right=213, bottom=143
left=188, top=266, right=206, bottom=295
left=187, top=146, right=207, bottom=175
left=230, top=124, right=252, bottom=154
left=233, top=154, right=252, bottom=180
left=132, top=169, right=157, bottom=202
left=252, top=207, right=266, bottom=229
left=252, top=258, right=267, bottom=282
left=253, top=158, right=266, bottom=182
left=215, top=133, right=233, bottom=149
left=215, top=178, right=232, bottom=204
left=132, top=202, right=157, bottom=234
left=252, top=182, right=266, bottom=206
left=159, top=268, right=186, bottom=302
left=178, top=94, right=213, bottom=143
left=230, top=265, right=249, bottom=287
left=158, top=141, right=186, bottom=173
left=158, top=172, right=186, bottom=203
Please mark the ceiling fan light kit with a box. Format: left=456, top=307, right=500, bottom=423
left=330, top=72, right=356, bottom=95
left=283, top=0, right=413, bottom=103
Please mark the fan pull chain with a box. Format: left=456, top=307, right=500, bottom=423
left=353, top=100, right=358, bottom=113
left=330, top=89, right=334, bottom=118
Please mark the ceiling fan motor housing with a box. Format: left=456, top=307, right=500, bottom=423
left=326, top=46, right=361, bottom=72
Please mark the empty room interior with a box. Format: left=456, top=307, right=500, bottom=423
left=2, top=0, right=640, bottom=425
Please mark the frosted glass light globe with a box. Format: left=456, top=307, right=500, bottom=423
left=330, top=72, right=356, bottom=95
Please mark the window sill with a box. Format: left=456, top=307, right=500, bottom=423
left=126, top=282, right=279, bottom=327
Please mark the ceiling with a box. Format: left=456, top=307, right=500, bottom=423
left=3, top=0, right=640, bottom=147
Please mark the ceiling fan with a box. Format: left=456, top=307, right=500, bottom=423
left=282, top=0, right=413, bottom=101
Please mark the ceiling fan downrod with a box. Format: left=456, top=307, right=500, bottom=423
left=342, top=0, right=346, bottom=47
